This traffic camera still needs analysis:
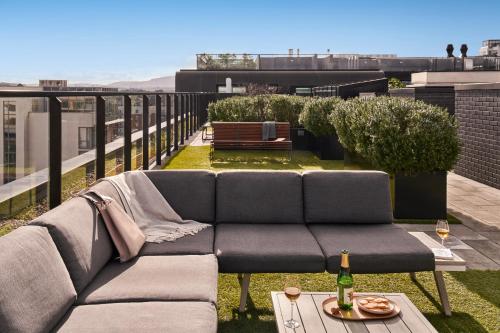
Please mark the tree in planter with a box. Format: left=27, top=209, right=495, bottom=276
left=331, top=96, right=459, bottom=174
left=207, top=94, right=310, bottom=125
left=299, top=97, right=342, bottom=137
left=330, top=96, right=460, bottom=218
left=300, top=97, right=344, bottom=159
left=208, top=96, right=269, bottom=122
left=267, top=94, right=309, bottom=128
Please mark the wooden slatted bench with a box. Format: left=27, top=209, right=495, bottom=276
left=211, top=121, right=292, bottom=159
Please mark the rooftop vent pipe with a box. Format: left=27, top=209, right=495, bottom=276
left=446, top=44, right=454, bottom=57
left=460, top=44, right=468, bottom=57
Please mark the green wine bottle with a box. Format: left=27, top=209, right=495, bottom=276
left=337, top=249, right=353, bottom=310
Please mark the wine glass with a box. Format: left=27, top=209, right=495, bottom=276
left=436, top=219, right=450, bottom=247
left=283, top=276, right=301, bottom=329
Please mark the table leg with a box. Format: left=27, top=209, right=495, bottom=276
left=433, top=271, right=452, bottom=316
left=409, top=272, right=417, bottom=282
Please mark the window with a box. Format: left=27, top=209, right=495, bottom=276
left=295, top=87, right=312, bottom=96
left=217, top=85, right=247, bottom=93
left=78, top=127, right=95, bottom=152
left=3, top=101, right=16, bottom=183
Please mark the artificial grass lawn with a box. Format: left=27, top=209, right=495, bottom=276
left=167, top=145, right=499, bottom=332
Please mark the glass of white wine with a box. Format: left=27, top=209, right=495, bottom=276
left=284, top=276, right=301, bottom=329
left=436, top=219, right=450, bottom=247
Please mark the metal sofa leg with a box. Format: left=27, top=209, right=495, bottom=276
left=238, top=273, right=251, bottom=313
left=433, top=271, right=452, bottom=316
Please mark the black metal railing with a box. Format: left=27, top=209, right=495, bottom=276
left=0, top=90, right=217, bottom=212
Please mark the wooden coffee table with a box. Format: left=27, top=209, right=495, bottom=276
left=271, top=292, right=438, bottom=333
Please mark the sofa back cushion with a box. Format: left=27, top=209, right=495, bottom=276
left=303, top=171, right=393, bottom=223
left=0, top=226, right=77, bottom=333
left=145, top=170, right=216, bottom=223
left=31, top=188, right=115, bottom=293
left=216, top=171, right=303, bottom=223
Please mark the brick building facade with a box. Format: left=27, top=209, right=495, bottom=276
left=454, top=84, right=500, bottom=189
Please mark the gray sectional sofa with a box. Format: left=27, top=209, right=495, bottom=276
left=0, top=170, right=434, bottom=333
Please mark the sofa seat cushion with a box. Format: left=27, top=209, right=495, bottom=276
left=144, top=170, right=216, bottom=223
left=77, top=254, right=217, bottom=305
left=216, top=171, right=304, bottom=223
left=303, top=171, right=393, bottom=224
left=55, top=301, right=217, bottom=333
left=139, top=226, right=214, bottom=255
left=308, top=224, right=435, bottom=273
left=0, top=226, right=77, bottom=333
left=215, top=224, right=325, bottom=273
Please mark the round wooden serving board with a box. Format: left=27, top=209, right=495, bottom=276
left=322, top=296, right=400, bottom=321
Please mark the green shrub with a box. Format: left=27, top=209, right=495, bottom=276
left=208, top=95, right=269, bottom=122
left=299, top=97, right=343, bottom=137
left=330, top=96, right=459, bottom=174
left=208, top=94, right=308, bottom=126
left=388, top=77, right=406, bottom=89
left=266, top=95, right=309, bottom=127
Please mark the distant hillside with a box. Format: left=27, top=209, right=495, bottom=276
left=107, top=76, right=175, bottom=91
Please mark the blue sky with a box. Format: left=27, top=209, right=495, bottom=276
left=1, top=0, right=498, bottom=84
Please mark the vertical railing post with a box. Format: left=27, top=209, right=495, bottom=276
left=185, top=93, right=190, bottom=139
left=155, top=94, right=162, bottom=166
left=49, top=96, right=62, bottom=209
left=166, top=94, right=172, bottom=156
left=96, top=96, right=106, bottom=180
left=195, top=94, right=199, bottom=129
left=193, top=94, right=197, bottom=130
left=190, top=94, right=194, bottom=135
left=142, top=95, right=149, bottom=170
left=180, top=94, right=185, bottom=145
left=174, top=94, right=179, bottom=151
left=124, top=95, right=132, bottom=171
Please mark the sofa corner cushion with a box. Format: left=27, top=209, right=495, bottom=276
left=216, top=171, right=303, bottom=223
left=54, top=301, right=217, bottom=333
left=30, top=196, right=114, bottom=293
left=0, top=226, right=77, bottom=333
left=215, top=224, right=325, bottom=273
left=303, top=171, right=393, bottom=223
left=140, top=226, right=214, bottom=256
left=308, top=224, right=435, bottom=273
left=77, top=254, right=218, bottom=305
left=144, top=170, right=216, bottom=222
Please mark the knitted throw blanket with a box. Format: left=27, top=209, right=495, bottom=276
left=103, top=171, right=210, bottom=243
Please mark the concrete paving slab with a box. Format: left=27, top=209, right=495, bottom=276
left=463, top=240, right=500, bottom=265
left=448, top=172, right=500, bottom=231
left=453, top=249, right=500, bottom=270
left=478, top=231, right=500, bottom=245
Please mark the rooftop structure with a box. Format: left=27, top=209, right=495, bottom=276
left=479, top=39, right=500, bottom=56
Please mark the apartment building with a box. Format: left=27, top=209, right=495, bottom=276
left=0, top=81, right=123, bottom=184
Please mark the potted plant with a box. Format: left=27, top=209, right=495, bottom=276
left=330, top=96, right=459, bottom=219
left=266, top=95, right=314, bottom=150
left=300, top=97, right=344, bottom=159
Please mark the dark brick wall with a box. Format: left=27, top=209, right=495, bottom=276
left=389, top=86, right=455, bottom=115
left=455, top=89, right=500, bottom=189
left=415, top=87, right=455, bottom=115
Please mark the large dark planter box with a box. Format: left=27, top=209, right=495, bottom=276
left=394, top=171, right=447, bottom=219
left=316, top=135, right=344, bottom=160
left=290, top=127, right=316, bottom=150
